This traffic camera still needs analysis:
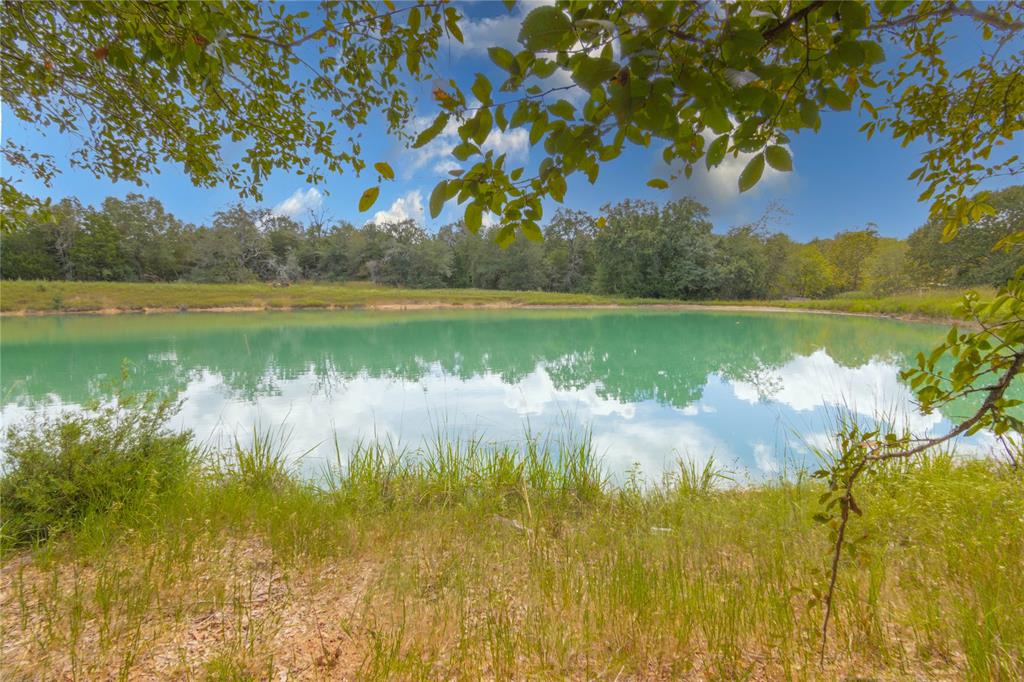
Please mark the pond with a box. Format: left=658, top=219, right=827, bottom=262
left=1, top=309, right=1015, bottom=480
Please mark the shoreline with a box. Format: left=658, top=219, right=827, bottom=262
left=2, top=430, right=1016, bottom=679
left=0, top=300, right=960, bottom=326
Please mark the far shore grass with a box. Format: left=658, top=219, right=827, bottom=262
left=0, top=279, right=987, bottom=321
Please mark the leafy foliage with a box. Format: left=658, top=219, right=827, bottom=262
left=903, top=276, right=1024, bottom=437
left=418, top=1, right=1023, bottom=245
left=1, top=0, right=457, bottom=229
left=812, top=260, right=1023, bottom=662
left=907, top=185, right=1024, bottom=288
left=4, top=189, right=1021, bottom=303
left=0, top=389, right=192, bottom=548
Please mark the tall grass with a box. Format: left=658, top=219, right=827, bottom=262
left=2, top=404, right=1022, bottom=679
left=321, top=428, right=606, bottom=512
left=216, top=425, right=300, bottom=492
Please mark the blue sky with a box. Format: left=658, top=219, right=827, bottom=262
left=3, top=1, right=1020, bottom=241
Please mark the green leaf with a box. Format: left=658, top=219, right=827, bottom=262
left=548, top=99, right=575, bottom=120
left=407, top=6, right=421, bottom=33
left=799, top=100, right=821, bottom=128
left=518, top=6, right=574, bottom=51
left=571, top=56, right=619, bottom=91
left=496, top=225, right=516, bottom=247
left=429, top=181, right=447, bottom=219
left=839, top=1, right=869, bottom=31
left=358, top=186, right=380, bottom=212
left=473, top=108, right=493, bottom=145
left=706, top=135, right=728, bottom=169
left=702, top=106, right=731, bottom=135
left=738, top=153, right=765, bottom=193
left=836, top=41, right=865, bottom=67
left=522, top=221, right=543, bottom=241
left=723, top=28, right=765, bottom=58
left=529, top=115, right=548, bottom=145
left=471, top=74, right=492, bottom=105
left=465, top=203, right=482, bottom=232
left=445, top=7, right=463, bottom=43
left=824, top=87, right=852, bottom=111
left=859, top=40, right=886, bottom=64
left=532, top=58, right=558, bottom=78
left=549, top=172, right=567, bottom=201
left=374, top=162, right=395, bottom=181
left=647, top=178, right=669, bottom=189
left=413, top=114, right=450, bottom=149
left=488, top=46, right=516, bottom=72
left=452, top=142, right=478, bottom=161
left=765, top=145, right=792, bottom=172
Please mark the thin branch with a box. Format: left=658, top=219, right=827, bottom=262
left=819, top=345, right=1024, bottom=664
left=762, top=1, right=826, bottom=43
left=874, top=2, right=1024, bottom=32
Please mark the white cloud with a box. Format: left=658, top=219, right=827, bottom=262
left=729, top=349, right=943, bottom=434
left=433, top=159, right=463, bottom=175
left=370, top=190, right=425, bottom=224
left=752, top=442, right=780, bottom=473
left=485, top=127, right=530, bottom=157
left=458, top=10, right=523, bottom=54
left=592, top=420, right=730, bottom=482
left=500, top=363, right=636, bottom=419
left=272, top=187, right=322, bottom=218
left=666, top=129, right=790, bottom=206
left=406, top=113, right=531, bottom=178
left=455, top=1, right=554, bottom=54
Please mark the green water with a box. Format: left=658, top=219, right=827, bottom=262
left=1, top=309, right=1014, bottom=478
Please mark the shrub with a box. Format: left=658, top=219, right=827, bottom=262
left=0, top=394, right=193, bottom=548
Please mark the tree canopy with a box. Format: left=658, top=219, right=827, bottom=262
left=3, top=1, right=1022, bottom=246
left=1, top=0, right=456, bottom=226
left=5, top=188, right=1019, bottom=300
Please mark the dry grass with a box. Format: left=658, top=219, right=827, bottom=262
left=0, top=280, right=980, bottom=321
left=708, top=288, right=991, bottom=321
left=0, top=280, right=658, bottom=314
left=2, top=435, right=1022, bottom=680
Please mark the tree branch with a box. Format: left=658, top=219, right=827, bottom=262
left=762, top=1, right=826, bottom=43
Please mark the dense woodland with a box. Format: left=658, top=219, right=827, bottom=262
left=2, top=185, right=1020, bottom=299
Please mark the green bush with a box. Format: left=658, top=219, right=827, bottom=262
left=0, top=394, right=194, bottom=549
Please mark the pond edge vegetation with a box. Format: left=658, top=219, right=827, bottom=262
left=0, top=279, right=988, bottom=326
left=1, top=391, right=1022, bottom=679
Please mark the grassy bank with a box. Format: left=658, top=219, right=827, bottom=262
left=708, top=288, right=992, bottom=320
left=0, top=280, right=659, bottom=314
left=2, top=401, right=1022, bottom=679
left=0, top=280, right=983, bottom=320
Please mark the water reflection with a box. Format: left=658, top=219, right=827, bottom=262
left=1, top=310, right=1015, bottom=479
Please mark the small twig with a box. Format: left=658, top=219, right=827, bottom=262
left=819, top=456, right=868, bottom=663
left=819, top=346, right=1024, bottom=665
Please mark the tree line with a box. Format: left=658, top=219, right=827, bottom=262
left=2, top=186, right=1020, bottom=299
